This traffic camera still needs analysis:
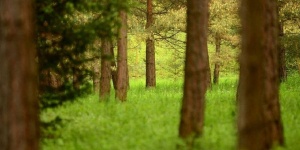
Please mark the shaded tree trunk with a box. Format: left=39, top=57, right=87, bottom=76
left=237, top=0, right=284, bottom=149
left=213, top=34, right=221, bottom=84
left=100, top=39, right=112, bottom=99
left=278, top=21, right=287, bottom=82
left=73, top=67, right=81, bottom=92
left=0, top=0, right=40, bottom=149
left=179, top=0, right=209, bottom=144
left=116, top=10, right=128, bottom=101
left=146, top=0, right=156, bottom=88
left=263, top=0, right=284, bottom=146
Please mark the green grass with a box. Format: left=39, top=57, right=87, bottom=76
left=41, top=74, right=300, bottom=150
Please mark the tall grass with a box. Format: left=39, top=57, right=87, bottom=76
left=41, top=74, right=300, bottom=150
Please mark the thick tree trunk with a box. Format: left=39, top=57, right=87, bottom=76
left=100, top=39, right=112, bottom=99
left=179, top=0, right=209, bottom=143
left=238, top=0, right=284, bottom=149
left=116, top=10, right=128, bottom=101
left=213, top=34, right=221, bottom=84
left=238, top=1, right=267, bottom=149
left=146, top=0, right=156, bottom=88
left=278, top=21, right=287, bottom=82
left=0, top=0, right=40, bottom=149
left=263, top=0, right=284, bottom=145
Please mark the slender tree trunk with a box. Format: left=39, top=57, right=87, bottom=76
left=213, top=34, right=221, bottom=84
left=100, top=39, right=112, bottom=99
left=146, top=0, right=156, bottom=88
left=0, top=0, right=39, bottom=149
left=116, top=10, right=128, bottom=101
left=238, top=0, right=284, bottom=149
left=73, top=67, right=81, bottom=92
left=110, top=45, right=118, bottom=90
left=179, top=0, right=209, bottom=144
left=278, top=21, right=287, bottom=82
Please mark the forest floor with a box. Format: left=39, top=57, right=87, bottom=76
left=41, top=73, right=300, bottom=150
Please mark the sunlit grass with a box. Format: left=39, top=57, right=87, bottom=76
left=41, top=74, right=300, bottom=150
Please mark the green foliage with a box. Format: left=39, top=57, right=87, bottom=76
left=41, top=74, right=300, bottom=150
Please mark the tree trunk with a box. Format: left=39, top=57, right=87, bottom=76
left=278, top=21, right=287, bottom=82
left=0, top=0, right=40, bottom=149
left=179, top=0, right=209, bottom=143
left=238, top=0, right=284, bottom=149
left=146, top=0, right=156, bottom=88
left=100, top=39, right=112, bottom=99
left=73, top=67, right=81, bottom=92
left=213, top=34, right=221, bottom=84
left=116, top=10, right=128, bottom=101
left=263, top=0, right=284, bottom=146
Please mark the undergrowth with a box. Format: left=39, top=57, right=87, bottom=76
left=41, top=74, right=300, bottom=150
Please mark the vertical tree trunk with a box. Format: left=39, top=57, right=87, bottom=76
left=179, top=0, right=209, bottom=144
left=116, top=10, right=128, bottom=101
left=263, top=0, right=284, bottom=145
left=213, top=34, right=221, bottom=84
left=110, top=45, right=118, bottom=90
left=146, top=0, right=156, bottom=88
left=238, top=0, right=267, bottom=149
left=278, top=21, right=287, bottom=82
left=73, top=67, right=81, bottom=92
left=100, top=39, right=112, bottom=99
left=0, top=0, right=39, bottom=149
left=238, top=0, right=284, bottom=149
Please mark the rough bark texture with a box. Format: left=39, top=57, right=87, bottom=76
left=116, top=10, right=128, bottom=101
left=213, top=34, right=221, bottom=84
left=146, top=0, right=156, bottom=88
left=263, top=0, right=284, bottom=146
left=100, top=39, right=112, bottom=99
left=0, top=0, right=40, bottom=149
left=179, top=0, right=209, bottom=141
left=278, top=21, right=287, bottom=82
left=238, top=0, right=284, bottom=149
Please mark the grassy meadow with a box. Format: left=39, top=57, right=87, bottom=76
left=41, top=73, right=300, bottom=150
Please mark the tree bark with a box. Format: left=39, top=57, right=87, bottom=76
left=100, top=39, right=112, bottom=99
left=238, top=0, right=284, bottom=149
left=179, top=0, right=209, bottom=143
left=116, top=10, right=128, bottom=101
left=146, top=0, right=156, bottom=88
left=0, top=0, right=39, bottom=149
left=263, top=0, right=284, bottom=146
left=213, top=34, right=221, bottom=84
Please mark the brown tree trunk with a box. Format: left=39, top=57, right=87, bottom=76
left=263, top=0, right=284, bottom=146
left=100, top=39, right=112, bottom=99
left=0, top=0, right=40, bottom=149
left=179, top=0, right=209, bottom=143
left=278, top=21, right=287, bottom=82
left=238, top=0, right=284, bottom=149
left=116, top=10, right=128, bottom=101
left=146, top=0, right=156, bottom=88
left=213, top=34, right=221, bottom=84
left=73, top=67, right=81, bottom=92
